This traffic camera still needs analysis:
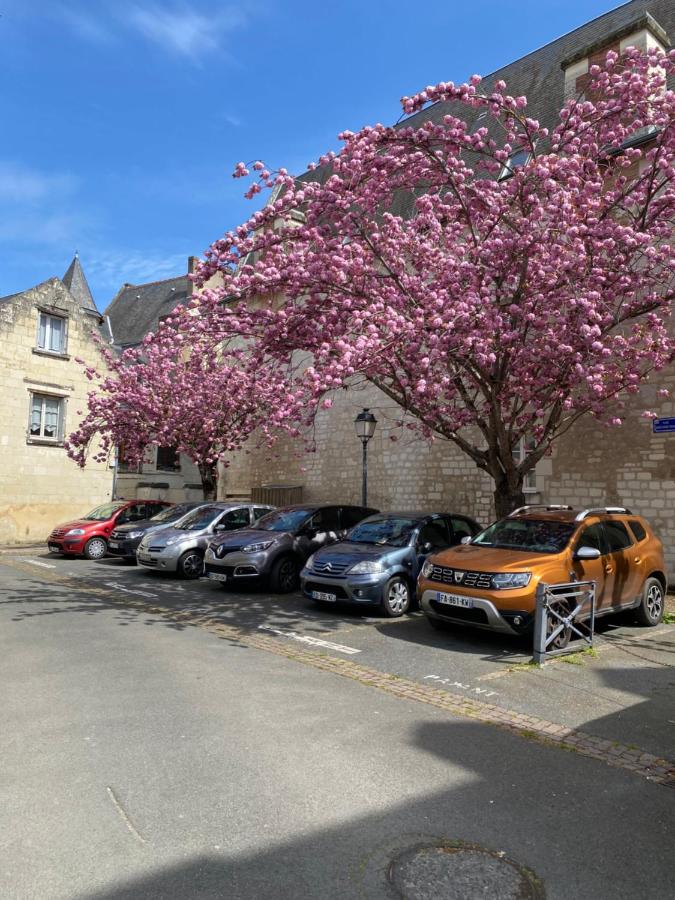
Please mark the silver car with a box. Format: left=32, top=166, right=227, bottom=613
left=136, top=502, right=274, bottom=578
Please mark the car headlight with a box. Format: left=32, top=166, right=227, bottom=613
left=349, top=560, right=384, bottom=574
left=305, top=553, right=316, bottom=570
left=422, top=560, right=434, bottom=579
left=491, top=572, right=532, bottom=590
left=65, top=528, right=85, bottom=536
left=164, top=536, right=184, bottom=546
left=126, top=530, right=144, bottom=540
left=242, top=540, right=274, bottom=552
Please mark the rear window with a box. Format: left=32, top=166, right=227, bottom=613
left=603, top=520, right=633, bottom=552
left=628, top=520, right=647, bottom=542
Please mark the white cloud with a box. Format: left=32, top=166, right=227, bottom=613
left=86, top=248, right=188, bottom=291
left=126, top=3, right=247, bottom=57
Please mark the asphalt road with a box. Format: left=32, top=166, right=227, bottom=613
left=1, top=551, right=673, bottom=899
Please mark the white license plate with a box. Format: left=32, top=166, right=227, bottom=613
left=108, top=541, right=119, bottom=549
left=312, top=590, right=337, bottom=602
left=208, top=572, right=228, bottom=582
left=138, top=553, right=152, bottom=562
left=436, top=591, right=474, bottom=608
left=48, top=543, right=61, bottom=552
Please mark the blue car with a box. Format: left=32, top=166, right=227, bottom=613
left=300, top=512, right=482, bottom=617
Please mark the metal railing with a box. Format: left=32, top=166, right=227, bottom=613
left=532, top=580, right=596, bottom=664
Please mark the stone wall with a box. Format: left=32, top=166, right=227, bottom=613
left=0, top=279, right=112, bottom=544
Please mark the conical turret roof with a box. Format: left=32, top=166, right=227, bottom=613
left=63, top=254, right=96, bottom=310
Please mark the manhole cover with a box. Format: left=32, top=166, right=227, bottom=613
left=388, top=842, right=544, bottom=899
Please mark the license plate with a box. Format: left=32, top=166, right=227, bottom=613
left=48, top=543, right=61, bottom=552
left=108, top=541, right=119, bottom=549
left=312, top=590, right=337, bottom=602
left=208, top=572, right=228, bottom=582
left=138, top=553, right=152, bottom=562
left=436, top=591, right=473, bottom=608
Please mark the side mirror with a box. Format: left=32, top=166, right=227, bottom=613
left=302, top=527, right=318, bottom=540
left=574, top=546, right=601, bottom=561
left=419, top=541, right=433, bottom=553
left=460, top=536, right=472, bottom=545
left=214, top=523, right=227, bottom=533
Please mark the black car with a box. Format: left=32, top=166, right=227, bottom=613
left=107, top=501, right=206, bottom=561
left=204, top=504, right=378, bottom=592
left=300, top=512, right=482, bottom=616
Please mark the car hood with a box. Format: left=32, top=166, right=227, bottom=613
left=311, top=541, right=395, bottom=566
left=113, top=518, right=173, bottom=535
left=428, top=543, right=564, bottom=572
left=141, top=525, right=206, bottom=546
left=53, top=519, right=100, bottom=531
left=210, top=528, right=284, bottom=550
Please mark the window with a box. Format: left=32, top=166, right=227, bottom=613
left=117, top=444, right=140, bottom=474
left=449, top=516, right=477, bottom=542
left=37, top=312, right=67, bottom=354
left=628, top=520, right=647, bottom=542
left=218, top=508, right=252, bottom=530
left=417, top=520, right=451, bottom=550
left=498, top=147, right=531, bottom=181
left=340, top=507, right=371, bottom=529
left=603, top=521, right=633, bottom=553
left=29, top=393, right=64, bottom=441
left=513, top=436, right=537, bottom=492
left=576, top=524, right=605, bottom=554
left=253, top=507, right=271, bottom=521
left=156, top=446, right=180, bottom=471
left=308, top=507, right=341, bottom=533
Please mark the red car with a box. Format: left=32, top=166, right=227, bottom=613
left=47, top=500, right=171, bottom=560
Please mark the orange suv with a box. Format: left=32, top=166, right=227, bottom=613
left=418, top=506, right=667, bottom=636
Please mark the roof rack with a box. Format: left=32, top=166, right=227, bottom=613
left=508, top=505, right=573, bottom=517
left=574, top=507, right=632, bottom=522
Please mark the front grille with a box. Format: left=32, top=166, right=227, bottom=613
left=430, top=601, right=489, bottom=624
left=310, top=560, right=350, bottom=576
left=304, top=580, right=349, bottom=599
left=147, top=546, right=166, bottom=553
left=51, top=529, right=67, bottom=538
left=429, top=565, right=493, bottom=590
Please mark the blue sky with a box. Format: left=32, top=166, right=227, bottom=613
left=0, top=0, right=627, bottom=309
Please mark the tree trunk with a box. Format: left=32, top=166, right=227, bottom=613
left=198, top=462, right=218, bottom=500
left=492, top=475, right=526, bottom=520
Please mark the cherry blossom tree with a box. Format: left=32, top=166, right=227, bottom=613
left=67, top=318, right=298, bottom=500
left=193, top=46, right=675, bottom=516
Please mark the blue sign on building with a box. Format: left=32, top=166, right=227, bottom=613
left=653, top=417, right=675, bottom=434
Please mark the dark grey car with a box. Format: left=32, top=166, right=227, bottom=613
left=300, top=512, right=482, bottom=616
left=204, top=504, right=377, bottom=592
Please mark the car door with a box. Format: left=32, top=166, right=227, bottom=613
left=413, top=518, right=452, bottom=580
left=571, top=522, right=609, bottom=612
left=600, top=519, right=642, bottom=609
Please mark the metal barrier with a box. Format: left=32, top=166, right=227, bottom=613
left=532, top=580, right=596, bottom=664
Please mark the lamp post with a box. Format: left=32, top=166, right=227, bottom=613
left=354, top=408, right=377, bottom=506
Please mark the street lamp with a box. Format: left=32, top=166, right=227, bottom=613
left=354, top=408, right=377, bottom=506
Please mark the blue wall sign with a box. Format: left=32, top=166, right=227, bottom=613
left=653, top=417, right=675, bottom=434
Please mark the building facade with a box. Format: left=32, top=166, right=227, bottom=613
left=0, top=257, right=113, bottom=544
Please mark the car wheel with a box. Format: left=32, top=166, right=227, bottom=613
left=270, top=556, right=300, bottom=593
left=635, top=577, right=664, bottom=626
left=547, top=600, right=572, bottom=651
left=178, top=550, right=204, bottom=579
left=382, top=576, right=411, bottom=617
left=83, top=537, right=107, bottom=560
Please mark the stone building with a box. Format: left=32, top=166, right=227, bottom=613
left=0, top=257, right=113, bottom=544
left=221, top=0, right=675, bottom=575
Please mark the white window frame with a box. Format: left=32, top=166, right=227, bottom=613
left=36, top=310, right=68, bottom=355
left=513, top=436, right=538, bottom=493
left=28, top=392, right=65, bottom=443
left=498, top=147, right=532, bottom=181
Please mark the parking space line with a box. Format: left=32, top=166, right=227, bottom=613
left=18, top=558, right=56, bottom=569
left=257, top=625, right=361, bottom=655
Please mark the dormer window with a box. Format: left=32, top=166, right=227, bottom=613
left=498, top=147, right=531, bottom=181
left=37, top=311, right=67, bottom=354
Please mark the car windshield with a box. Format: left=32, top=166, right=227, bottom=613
left=174, top=506, right=221, bottom=531
left=347, top=516, right=418, bottom=547
left=150, top=504, right=191, bottom=523
left=471, top=518, right=576, bottom=554
left=256, top=508, right=315, bottom=533
left=84, top=502, right=126, bottom=521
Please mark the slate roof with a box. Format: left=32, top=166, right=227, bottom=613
left=104, top=274, right=190, bottom=348
left=62, top=254, right=97, bottom=310
left=297, top=0, right=675, bottom=215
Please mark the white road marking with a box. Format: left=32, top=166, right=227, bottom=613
left=258, top=624, right=361, bottom=655
left=106, top=787, right=146, bottom=844
left=18, top=558, right=56, bottom=569
left=104, top=581, right=159, bottom=599
left=424, top=674, right=499, bottom=698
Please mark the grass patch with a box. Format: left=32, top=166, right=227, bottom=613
left=558, top=646, right=599, bottom=665
left=663, top=612, right=675, bottom=624
left=508, top=660, right=542, bottom=674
